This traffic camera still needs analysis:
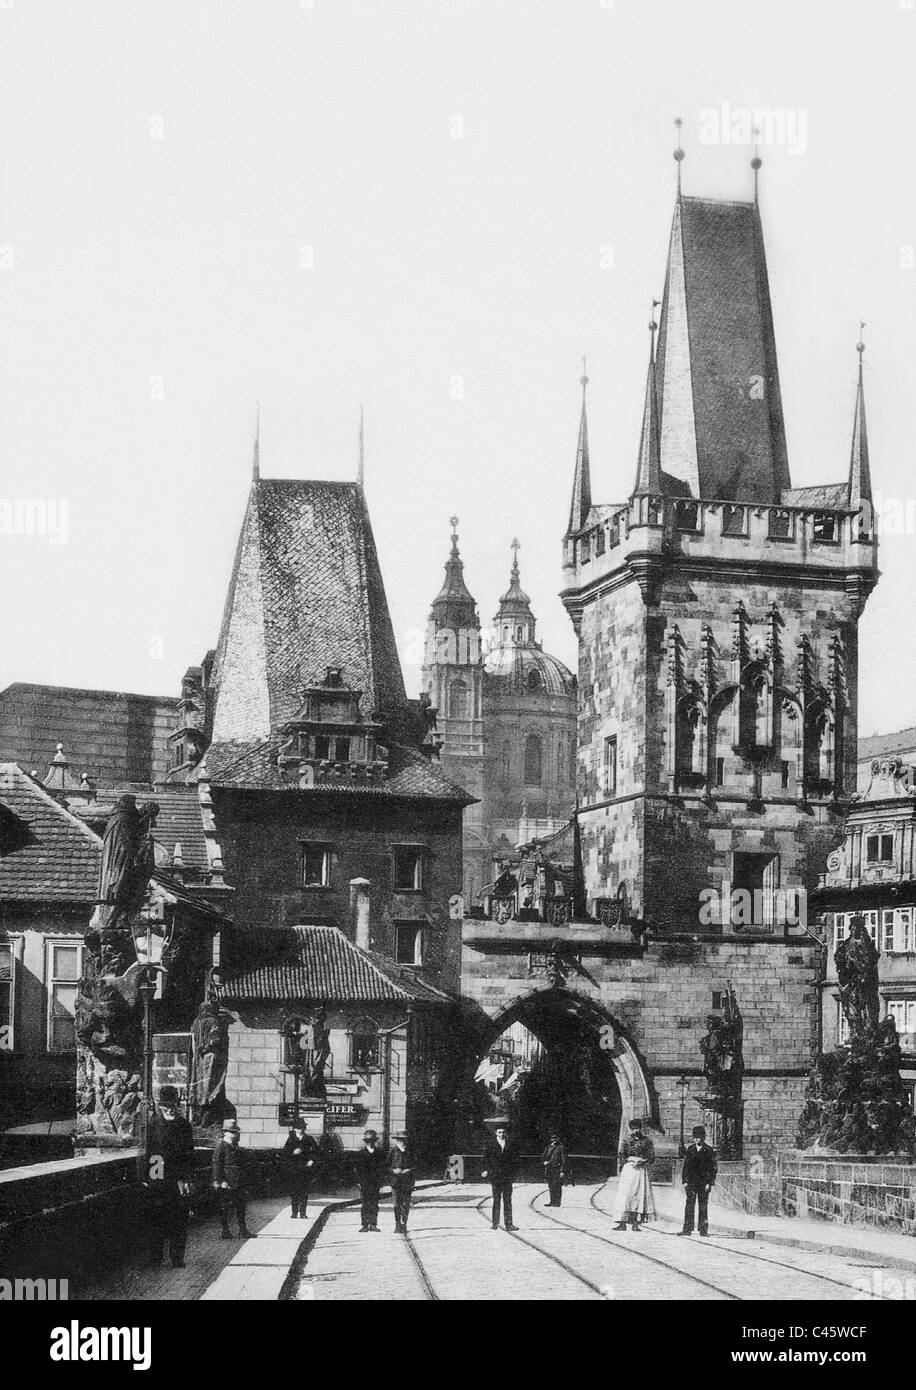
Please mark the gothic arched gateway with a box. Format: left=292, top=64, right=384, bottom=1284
left=462, top=988, right=657, bottom=1158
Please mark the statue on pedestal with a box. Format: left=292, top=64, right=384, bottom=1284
left=190, top=999, right=230, bottom=1127
left=75, top=795, right=159, bottom=1144
left=796, top=915, right=916, bottom=1156
left=699, top=983, right=744, bottom=1159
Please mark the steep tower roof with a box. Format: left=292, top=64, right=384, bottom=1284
left=565, top=370, right=592, bottom=535
left=848, top=336, right=873, bottom=511
left=428, top=517, right=479, bottom=633
left=210, top=479, right=407, bottom=741
left=654, top=195, right=790, bottom=503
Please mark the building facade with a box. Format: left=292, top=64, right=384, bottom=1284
left=424, top=527, right=577, bottom=907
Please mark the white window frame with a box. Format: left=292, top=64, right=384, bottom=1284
left=835, top=997, right=850, bottom=1046
left=0, top=935, right=22, bottom=1053
left=886, top=999, right=916, bottom=1050
left=45, top=938, right=83, bottom=1054
left=882, top=907, right=914, bottom=955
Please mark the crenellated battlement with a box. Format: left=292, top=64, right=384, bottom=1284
left=562, top=492, right=878, bottom=616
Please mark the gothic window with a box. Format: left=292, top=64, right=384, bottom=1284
left=812, top=513, right=837, bottom=543
left=524, top=734, right=542, bottom=785
left=675, top=499, right=699, bottom=532
left=769, top=508, right=793, bottom=540
left=449, top=679, right=469, bottom=719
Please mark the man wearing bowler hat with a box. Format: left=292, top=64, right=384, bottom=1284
left=355, top=1128, right=385, bottom=1232
left=388, top=1130, right=415, bottom=1234
left=140, top=1085, right=195, bottom=1268
left=679, top=1125, right=718, bottom=1237
left=481, top=1122, right=519, bottom=1231
left=212, top=1118, right=252, bottom=1240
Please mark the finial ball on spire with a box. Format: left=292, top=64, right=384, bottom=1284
left=673, top=116, right=685, bottom=162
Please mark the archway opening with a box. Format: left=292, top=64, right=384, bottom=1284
left=467, top=992, right=632, bottom=1157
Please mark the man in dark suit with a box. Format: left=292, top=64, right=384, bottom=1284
left=388, top=1129, right=415, bottom=1234
left=139, top=1085, right=195, bottom=1268
left=355, top=1129, right=386, bottom=1232
left=212, top=1119, right=252, bottom=1240
left=481, top=1123, right=519, bottom=1231
left=679, top=1124, right=718, bottom=1237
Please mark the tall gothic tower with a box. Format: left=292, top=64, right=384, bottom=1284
left=422, top=520, right=487, bottom=901
left=561, top=173, right=879, bottom=936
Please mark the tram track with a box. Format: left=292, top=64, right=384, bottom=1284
left=584, top=1181, right=887, bottom=1298
left=518, top=1187, right=742, bottom=1299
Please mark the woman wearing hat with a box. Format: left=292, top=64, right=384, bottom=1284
left=611, top=1117, right=656, bottom=1231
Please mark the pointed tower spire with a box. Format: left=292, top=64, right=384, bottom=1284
left=633, top=302, right=662, bottom=495
left=565, top=362, right=592, bottom=535
left=357, top=406, right=365, bottom=487
left=252, top=402, right=260, bottom=481
left=848, top=324, right=873, bottom=515
left=673, top=117, right=685, bottom=197
left=751, top=126, right=762, bottom=203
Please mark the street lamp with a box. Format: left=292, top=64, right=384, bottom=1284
left=138, top=962, right=157, bottom=1154
left=676, top=1075, right=690, bottom=1158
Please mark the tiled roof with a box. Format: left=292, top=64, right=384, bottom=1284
left=202, top=738, right=475, bottom=804
left=217, top=925, right=453, bottom=1005
left=0, top=763, right=101, bottom=903
left=858, top=728, right=916, bottom=761
left=655, top=197, right=790, bottom=504
left=780, top=483, right=849, bottom=510
left=210, top=480, right=408, bottom=742
left=73, top=788, right=210, bottom=872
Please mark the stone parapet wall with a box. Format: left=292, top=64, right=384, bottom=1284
left=778, top=1151, right=916, bottom=1235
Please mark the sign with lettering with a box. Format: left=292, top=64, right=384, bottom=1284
left=326, top=1102, right=361, bottom=1125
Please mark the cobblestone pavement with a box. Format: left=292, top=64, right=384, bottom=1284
left=79, top=1181, right=911, bottom=1300
left=293, top=1183, right=896, bottom=1302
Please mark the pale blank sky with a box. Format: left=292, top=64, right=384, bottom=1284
left=0, top=0, right=913, bottom=737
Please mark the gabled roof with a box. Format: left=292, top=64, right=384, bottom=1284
left=655, top=196, right=790, bottom=503
left=202, top=738, right=476, bottom=804
left=211, top=480, right=408, bottom=742
left=0, top=763, right=100, bottom=903
left=217, top=925, right=454, bottom=1005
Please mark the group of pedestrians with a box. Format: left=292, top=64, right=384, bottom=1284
left=140, top=1088, right=719, bottom=1268
left=611, top=1118, right=719, bottom=1236
left=479, top=1118, right=719, bottom=1237
left=354, top=1128, right=415, bottom=1233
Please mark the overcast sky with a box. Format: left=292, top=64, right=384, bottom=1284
left=0, top=0, right=914, bottom=737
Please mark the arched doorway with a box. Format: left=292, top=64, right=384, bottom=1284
left=464, top=990, right=656, bottom=1157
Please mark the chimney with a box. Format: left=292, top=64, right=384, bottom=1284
left=349, top=878, right=371, bottom=952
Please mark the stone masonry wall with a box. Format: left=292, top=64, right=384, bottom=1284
left=462, top=936, right=818, bottom=1155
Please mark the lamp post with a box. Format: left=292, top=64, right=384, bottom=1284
left=138, top=962, right=157, bottom=1154
left=676, top=1075, right=690, bottom=1158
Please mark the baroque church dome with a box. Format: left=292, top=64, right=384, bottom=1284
left=483, top=542, right=576, bottom=697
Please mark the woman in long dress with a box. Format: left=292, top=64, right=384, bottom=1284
left=612, top=1117, right=656, bottom=1230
